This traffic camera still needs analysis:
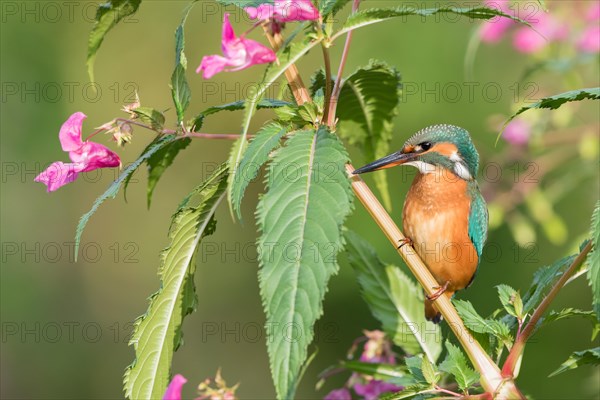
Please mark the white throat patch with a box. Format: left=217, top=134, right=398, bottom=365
left=404, top=160, right=437, bottom=174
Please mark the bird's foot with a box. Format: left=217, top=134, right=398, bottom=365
left=426, top=281, right=450, bottom=301
left=397, top=237, right=413, bottom=250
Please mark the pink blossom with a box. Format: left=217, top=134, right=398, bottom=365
left=503, top=119, right=531, bottom=145
left=577, top=26, right=600, bottom=53
left=359, top=330, right=396, bottom=365
left=586, top=3, right=600, bottom=21
left=196, top=13, right=276, bottom=79
left=35, top=112, right=121, bottom=192
left=245, top=0, right=320, bottom=22
left=353, top=380, right=403, bottom=400
left=163, top=374, right=187, bottom=400
left=324, top=387, right=352, bottom=400
left=480, top=0, right=515, bottom=42
left=513, top=12, right=568, bottom=53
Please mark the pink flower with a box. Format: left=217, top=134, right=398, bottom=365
left=245, top=0, right=320, bottom=22
left=480, top=0, right=514, bottom=43
left=359, top=330, right=396, bottom=365
left=35, top=112, right=121, bottom=192
left=353, top=380, right=403, bottom=400
left=513, top=12, right=567, bottom=53
left=577, top=26, right=600, bottom=53
left=503, top=119, right=531, bottom=145
left=324, top=387, right=352, bottom=400
left=586, top=3, right=600, bottom=21
left=196, top=14, right=277, bottom=79
left=163, top=374, right=187, bottom=400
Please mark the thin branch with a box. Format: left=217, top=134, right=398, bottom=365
left=262, top=26, right=311, bottom=105
left=502, top=241, right=593, bottom=377
left=327, top=0, right=361, bottom=126
left=321, top=44, right=333, bottom=124
left=346, top=164, right=525, bottom=399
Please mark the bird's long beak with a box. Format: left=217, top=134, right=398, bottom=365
left=353, top=151, right=415, bottom=174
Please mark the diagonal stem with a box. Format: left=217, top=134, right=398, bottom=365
left=501, top=241, right=593, bottom=377
left=346, top=164, right=525, bottom=399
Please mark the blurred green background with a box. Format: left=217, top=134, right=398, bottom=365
left=1, top=1, right=598, bottom=399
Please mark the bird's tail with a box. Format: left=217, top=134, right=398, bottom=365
left=424, top=299, right=442, bottom=324
left=424, top=291, right=454, bottom=324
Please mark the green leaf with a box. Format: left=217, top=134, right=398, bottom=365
left=382, top=384, right=434, bottom=400
left=404, top=356, right=427, bottom=384
left=228, top=36, right=324, bottom=214
left=319, top=0, right=350, bottom=16
left=171, top=3, right=197, bottom=124
left=520, top=254, right=577, bottom=316
left=501, top=88, right=600, bottom=142
left=588, top=201, right=600, bottom=320
left=339, top=360, right=412, bottom=384
left=439, top=342, right=479, bottom=391
left=454, top=300, right=512, bottom=346
left=87, top=0, right=142, bottom=82
left=132, top=107, right=166, bottom=131
left=420, top=356, right=439, bottom=385
left=231, top=122, right=289, bottom=218
left=190, top=99, right=291, bottom=132
left=257, top=127, right=353, bottom=399
left=538, top=308, right=599, bottom=334
left=146, top=138, right=192, bottom=208
left=337, top=61, right=401, bottom=210
left=345, top=231, right=442, bottom=362
left=549, top=347, right=600, bottom=377
left=172, top=64, right=191, bottom=124
left=123, top=164, right=228, bottom=399
left=75, top=135, right=178, bottom=258
left=335, top=5, right=531, bottom=40
left=496, top=284, right=524, bottom=320
left=215, top=0, right=273, bottom=7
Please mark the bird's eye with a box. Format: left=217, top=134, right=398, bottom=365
left=419, top=142, right=432, bottom=151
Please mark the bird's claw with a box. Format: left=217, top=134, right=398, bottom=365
left=426, top=281, right=450, bottom=301
left=397, top=237, right=413, bottom=250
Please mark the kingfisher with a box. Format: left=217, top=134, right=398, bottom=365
left=353, top=125, right=488, bottom=323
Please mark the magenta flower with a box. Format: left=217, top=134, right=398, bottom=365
left=480, top=0, right=514, bottom=43
left=324, top=387, right=352, bottom=400
left=196, top=13, right=277, bottom=79
left=245, top=0, right=320, bottom=22
left=503, top=119, right=532, bottom=146
left=577, top=25, right=600, bottom=53
left=513, top=12, right=567, bottom=54
left=163, top=374, right=187, bottom=400
left=353, top=380, right=403, bottom=400
left=34, top=112, right=121, bottom=192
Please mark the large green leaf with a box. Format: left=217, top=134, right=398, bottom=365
left=345, top=230, right=442, bottom=363
left=228, top=37, right=324, bottom=214
left=123, top=164, right=228, bottom=399
left=257, top=127, right=353, bottom=399
left=87, top=0, right=142, bottom=82
left=231, top=122, right=289, bottom=218
left=588, top=201, right=600, bottom=319
left=333, top=5, right=530, bottom=40
left=439, top=342, right=479, bottom=391
left=75, top=135, right=178, bottom=258
left=549, top=347, right=600, bottom=377
left=337, top=61, right=401, bottom=210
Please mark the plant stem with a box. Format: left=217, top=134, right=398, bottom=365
left=321, top=43, right=333, bottom=124
left=326, top=0, right=360, bottom=126
left=501, top=241, right=593, bottom=377
left=262, top=26, right=311, bottom=105
left=346, top=164, right=525, bottom=399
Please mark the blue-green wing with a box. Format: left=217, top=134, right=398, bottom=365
left=468, top=183, right=488, bottom=260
